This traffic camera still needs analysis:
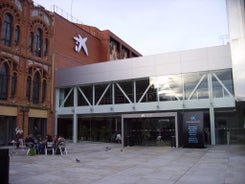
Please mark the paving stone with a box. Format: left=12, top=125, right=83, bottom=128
left=6, top=143, right=245, bottom=184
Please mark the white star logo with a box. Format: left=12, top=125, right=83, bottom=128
left=73, top=34, right=88, bottom=56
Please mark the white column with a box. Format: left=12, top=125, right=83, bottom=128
left=73, top=113, right=78, bottom=143
left=209, top=107, right=216, bottom=145
left=73, top=87, right=78, bottom=143
left=121, top=115, right=124, bottom=147
left=208, top=73, right=216, bottom=145
left=174, top=114, right=179, bottom=148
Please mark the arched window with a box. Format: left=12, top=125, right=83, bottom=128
left=14, top=25, right=20, bottom=46
left=42, top=80, right=46, bottom=103
left=35, top=28, right=42, bottom=57
left=11, top=72, right=17, bottom=99
left=0, top=64, right=9, bottom=99
left=33, top=72, right=40, bottom=104
left=29, top=32, right=34, bottom=52
left=1, top=13, right=13, bottom=46
left=26, top=76, right=31, bottom=102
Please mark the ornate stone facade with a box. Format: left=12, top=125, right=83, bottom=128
left=0, top=0, right=54, bottom=143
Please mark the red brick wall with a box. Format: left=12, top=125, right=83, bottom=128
left=0, top=0, right=54, bottom=138
left=53, top=14, right=142, bottom=70
left=54, top=14, right=102, bottom=69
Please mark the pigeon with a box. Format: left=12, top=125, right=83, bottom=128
left=75, top=158, right=80, bottom=163
left=105, top=146, right=111, bottom=151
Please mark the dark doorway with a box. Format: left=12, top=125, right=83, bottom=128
left=58, top=118, right=72, bottom=139
left=0, top=116, right=16, bottom=146
left=28, top=118, right=47, bottom=138
left=124, top=116, right=176, bottom=146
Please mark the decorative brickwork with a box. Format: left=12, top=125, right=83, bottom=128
left=0, top=0, right=54, bottom=141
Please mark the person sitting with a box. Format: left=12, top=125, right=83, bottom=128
left=44, top=135, right=55, bottom=155
left=55, top=135, right=67, bottom=155
left=25, top=134, right=36, bottom=156
left=25, top=134, right=35, bottom=147
left=45, top=135, right=53, bottom=142
left=115, top=133, right=122, bottom=143
left=52, top=135, right=58, bottom=146
left=36, top=135, right=45, bottom=154
left=44, top=135, right=53, bottom=147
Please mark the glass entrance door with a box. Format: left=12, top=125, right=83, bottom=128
left=124, top=117, right=175, bottom=146
left=122, top=112, right=178, bottom=147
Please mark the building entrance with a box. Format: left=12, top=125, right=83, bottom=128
left=122, top=112, right=178, bottom=147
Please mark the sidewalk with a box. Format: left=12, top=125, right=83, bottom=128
left=8, top=143, right=245, bottom=184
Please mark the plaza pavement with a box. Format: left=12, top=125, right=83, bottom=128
left=7, top=143, right=245, bottom=184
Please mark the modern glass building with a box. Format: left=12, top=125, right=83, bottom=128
left=55, top=45, right=245, bottom=147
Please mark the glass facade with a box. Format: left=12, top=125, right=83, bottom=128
left=151, top=75, right=183, bottom=101
left=183, top=72, right=208, bottom=100
left=124, top=117, right=176, bottom=146
left=56, top=68, right=245, bottom=145
left=59, top=69, right=234, bottom=107
left=58, top=116, right=121, bottom=142
left=212, top=70, right=234, bottom=98
left=215, top=107, right=245, bottom=144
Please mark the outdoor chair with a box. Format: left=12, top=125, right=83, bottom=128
left=45, top=142, right=55, bottom=156
left=58, top=141, right=67, bottom=155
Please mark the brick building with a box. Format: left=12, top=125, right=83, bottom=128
left=0, top=0, right=54, bottom=145
left=0, top=0, right=141, bottom=145
left=53, top=13, right=141, bottom=70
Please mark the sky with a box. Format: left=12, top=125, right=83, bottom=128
left=33, top=0, right=229, bottom=56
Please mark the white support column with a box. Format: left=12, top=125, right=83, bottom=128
left=174, top=115, right=179, bottom=148
left=112, top=83, right=115, bottom=105
left=73, top=87, right=78, bottom=143
left=73, top=113, right=78, bottom=143
left=209, top=107, right=216, bottom=145
left=208, top=73, right=216, bottom=145
left=121, top=115, right=124, bottom=147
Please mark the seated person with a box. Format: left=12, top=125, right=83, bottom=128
left=52, top=135, right=58, bottom=146
left=55, top=135, right=66, bottom=154
left=115, top=133, right=122, bottom=143
left=45, top=135, right=53, bottom=142
left=44, top=135, right=55, bottom=155
left=25, top=134, right=35, bottom=147
left=36, top=135, right=45, bottom=154
left=44, top=135, right=54, bottom=146
left=25, top=134, right=36, bottom=156
left=57, top=135, right=65, bottom=143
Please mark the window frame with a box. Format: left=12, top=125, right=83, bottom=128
left=35, top=28, right=42, bottom=57
left=0, top=63, right=9, bottom=100
left=2, top=13, right=13, bottom=46
left=32, top=72, right=40, bottom=104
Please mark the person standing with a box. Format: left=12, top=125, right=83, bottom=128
left=15, top=127, right=23, bottom=149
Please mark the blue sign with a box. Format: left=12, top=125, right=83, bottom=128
left=183, top=112, right=205, bottom=148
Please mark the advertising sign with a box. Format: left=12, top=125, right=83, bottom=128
left=183, top=112, right=205, bottom=148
